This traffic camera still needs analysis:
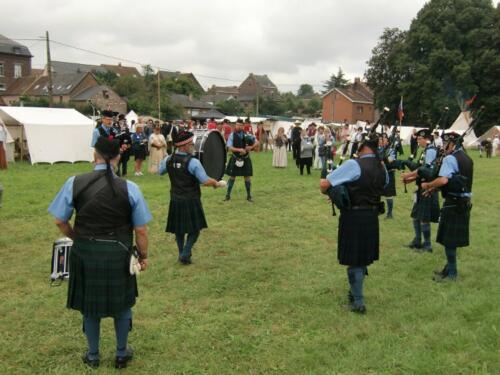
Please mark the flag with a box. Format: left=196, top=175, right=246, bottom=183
left=464, top=94, right=477, bottom=108
left=397, top=96, right=404, bottom=123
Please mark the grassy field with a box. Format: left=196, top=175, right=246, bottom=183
left=0, top=149, right=499, bottom=374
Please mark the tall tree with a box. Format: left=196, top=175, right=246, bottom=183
left=323, top=67, right=350, bottom=93
left=365, top=0, right=499, bottom=132
left=297, top=84, right=314, bottom=97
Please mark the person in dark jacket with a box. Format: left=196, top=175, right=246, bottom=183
left=159, top=130, right=226, bottom=264
left=48, top=136, right=152, bottom=369
left=320, top=133, right=388, bottom=314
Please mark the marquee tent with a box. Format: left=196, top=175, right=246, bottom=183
left=0, top=106, right=95, bottom=164
left=1, top=121, right=15, bottom=162
left=125, top=110, right=138, bottom=129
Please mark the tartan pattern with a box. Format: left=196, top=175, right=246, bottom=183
left=67, top=239, right=137, bottom=318
left=436, top=199, right=471, bottom=248
left=166, top=197, right=207, bottom=234
left=411, top=190, right=440, bottom=223
left=225, top=155, right=253, bottom=176
left=383, top=170, right=397, bottom=197
left=338, top=209, right=380, bottom=266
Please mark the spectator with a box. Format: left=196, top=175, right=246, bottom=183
left=272, top=127, right=287, bottom=168
left=299, top=130, right=314, bottom=175
left=148, top=125, right=167, bottom=173
left=132, top=124, right=148, bottom=176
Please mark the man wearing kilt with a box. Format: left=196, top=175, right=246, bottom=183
left=48, top=136, right=152, bottom=369
left=379, top=133, right=397, bottom=219
left=224, top=119, right=259, bottom=202
left=422, top=132, right=473, bottom=282
left=320, top=133, right=388, bottom=314
left=401, top=129, right=440, bottom=252
left=159, top=130, right=226, bottom=264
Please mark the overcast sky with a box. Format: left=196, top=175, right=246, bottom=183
left=4, top=0, right=428, bottom=93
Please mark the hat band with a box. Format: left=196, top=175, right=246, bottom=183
left=175, top=136, right=194, bottom=147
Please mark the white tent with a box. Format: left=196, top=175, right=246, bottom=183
left=126, top=110, right=139, bottom=130
left=0, top=106, right=95, bottom=164
left=470, top=125, right=500, bottom=147
left=1, top=122, right=15, bottom=162
left=446, top=111, right=478, bottom=148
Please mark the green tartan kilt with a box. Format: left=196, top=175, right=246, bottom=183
left=166, top=197, right=207, bottom=234
left=411, top=190, right=440, bottom=223
left=436, top=199, right=471, bottom=248
left=225, top=155, right=253, bottom=176
left=67, top=239, right=137, bottom=317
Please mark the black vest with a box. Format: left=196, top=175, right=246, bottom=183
left=167, top=154, right=201, bottom=200
left=441, top=150, right=473, bottom=197
left=346, top=156, right=386, bottom=206
left=98, top=125, right=119, bottom=140
left=232, top=131, right=248, bottom=157
left=73, top=170, right=132, bottom=242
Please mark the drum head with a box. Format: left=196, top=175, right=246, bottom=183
left=197, top=130, right=226, bottom=180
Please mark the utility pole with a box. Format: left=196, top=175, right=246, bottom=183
left=46, top=31, right=54, bottom=107
left=255, top=85, right=259, bottom=116
left=157, top=70, right=161, bottom=119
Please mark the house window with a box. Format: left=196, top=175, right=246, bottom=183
left=0, top=63, right=4, bottom=77
left=0, top=83, right=5, bottom=91
left=14, top=64, right=22, bottom=78
left=357, top=106, right=364, bottom=114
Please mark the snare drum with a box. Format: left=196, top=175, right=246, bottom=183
left=192, top=130, right=227, bottom=180
left=51, top=237, right=72, bottom=282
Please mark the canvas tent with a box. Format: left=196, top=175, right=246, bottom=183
left=446, top=111, right=478, bottom=148
left=470, top=125, right=500, bottom=147
left=125, top=110, right=138, bottom=129
left=0, top=106, right=95, bottom=164
left=1, top=122, right=15, bottom=162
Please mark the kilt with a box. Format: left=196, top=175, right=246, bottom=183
left=411, top=190, right=440, bottom=223
left=436, top=198, right=471, bottom=248
left=166, top=197, right=207, bottom=234
left=383, top=170, right=396, bottom=197
left=67, top=239, right=137, bottom=318
left=225, top=154, right=253, bottom=176
left=338, top=208, right=380, bottom=266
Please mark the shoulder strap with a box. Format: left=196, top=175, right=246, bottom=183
left=74, top=173, right=110, bottom=212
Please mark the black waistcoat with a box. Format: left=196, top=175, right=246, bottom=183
left=232, top=131, right=247, bottom=157
left=346, top=156, right=386, bottom=206
left=441, top=150, right=473, bottom=197
left=168, top=154, right=201, bottom=200
left=73, top=170, right=132, bottom=242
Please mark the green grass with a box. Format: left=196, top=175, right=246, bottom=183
left=0, top=150, right=499, bottom=374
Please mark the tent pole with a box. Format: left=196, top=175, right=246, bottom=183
left=20, top=125, right=24, bottom=162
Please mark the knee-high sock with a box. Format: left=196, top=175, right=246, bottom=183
left=412, top=219, right=422, bottom=244
left=114, top=308, right=132, bottom=357
left=421, top=222, right=431, bottom=247
left=386, top=198, right=393, bottom=216
left=245, top=180, right=251, bottom=198
left=83, top=315, right=101, bottom=358
left=175, top=234, right=185, bottom=255
left=445, top=247, right=457, bottom=277
left=226, top=178, right=235, bottom=197
left=181, top=231, right=200, bottom=260
left=347, top=266, right=365, bottom=307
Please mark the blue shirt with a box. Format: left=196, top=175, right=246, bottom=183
left=327, top=154, right=389, bottom=187
left=439, top=150, right=472, bottom=198
left=91, top=125, right=112, bottom=147
left=48, top=164, right=152, bottom=226
left=424, top=147, right=437, bottom=165
left=158, top=152, right=210, bottom=184
left=227, top=131, right=256, bottom=148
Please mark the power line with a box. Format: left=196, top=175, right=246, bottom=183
left=11, top=36, right=327, bottom=87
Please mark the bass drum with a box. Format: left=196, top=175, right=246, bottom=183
left=193, top=129, right=227, bottom=180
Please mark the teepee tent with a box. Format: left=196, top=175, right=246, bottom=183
left=471, top=125, right=500, bottom=147
left=446, top=111, right=478, bottom=148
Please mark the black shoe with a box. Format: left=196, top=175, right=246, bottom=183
left=385, top=214, right=393, bottom=219
left=346, top=303, right=366, bottom=314
left=223, top=196, right=231, bottom=201
left=247, top=197, right=254, bottom=203
left=433, top=273, right=457, bottom=283
left=433, top=265, right=448, bottom=277
left=179, top=257, right=192, bottom=265
left=82, top=352, right=100, bottom=368
left=115, top=346, right=133, bottom=369
left=406, top=240, right=422, bottom=249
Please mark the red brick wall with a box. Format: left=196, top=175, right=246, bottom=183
left=322, top=90, right=374, bottom=123
left=0, top=54, right=32, bottom=91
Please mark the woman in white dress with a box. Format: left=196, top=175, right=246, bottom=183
left=148, top=125, right=167, bottom=174
left=313, top=126, right=325, bottom=170
left=272, top=127, right=288, bottom=168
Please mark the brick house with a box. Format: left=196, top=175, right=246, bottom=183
left=206, top=85, right=239, bottom=96
left=0, top=35, right=32, bottom=92
left=322, top=78, right=374, bottom=123
left=238, top=73, right=278, bottom=98
left=71, top=84, right=127, bottom=113
left=159, top=71, right=205, bottom=93
left=169, top=93, right=213, bottom=117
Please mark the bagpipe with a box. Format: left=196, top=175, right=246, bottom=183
left=321, top=107, right=390, bottom=216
